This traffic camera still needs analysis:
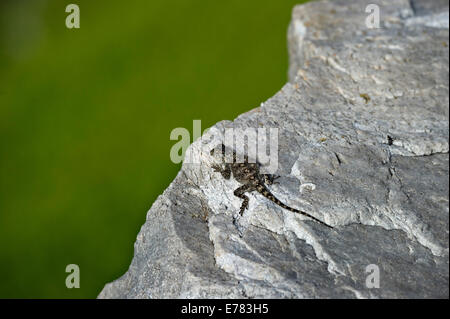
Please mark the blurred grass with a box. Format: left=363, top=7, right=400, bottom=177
left=0, top=0, right=305, bottom=298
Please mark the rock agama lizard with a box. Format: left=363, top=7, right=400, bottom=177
left=210, top=144, right=333, bottom=229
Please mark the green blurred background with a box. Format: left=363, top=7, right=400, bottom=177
left=0, top=0, right=305, bottom=298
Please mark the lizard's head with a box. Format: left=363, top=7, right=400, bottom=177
left=210, top=143, right=225, bottom=156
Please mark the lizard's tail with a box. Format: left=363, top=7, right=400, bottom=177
left=258, top=186, right=333, bottom=229
left=281, top=203, right=334, bottom=229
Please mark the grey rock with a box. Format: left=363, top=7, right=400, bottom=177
left=99, top=0, right=449, bottom=299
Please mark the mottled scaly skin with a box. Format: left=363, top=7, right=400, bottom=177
left=210, top=144, right=333, bottom=229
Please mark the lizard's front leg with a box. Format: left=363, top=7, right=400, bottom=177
left=212, top=163, right=231, bottom=180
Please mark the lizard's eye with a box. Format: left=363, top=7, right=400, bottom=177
left=210, top=149, right=215, bottom=155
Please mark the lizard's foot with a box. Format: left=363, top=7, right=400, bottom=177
left=264, top=174, right=280, bottom=185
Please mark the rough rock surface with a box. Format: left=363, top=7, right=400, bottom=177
left=99, top=0, right=449, bottom=298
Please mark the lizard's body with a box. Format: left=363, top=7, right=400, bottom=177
left=210, top=144, right=333, bottom=228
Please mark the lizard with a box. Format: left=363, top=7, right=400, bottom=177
left=210, top=143, right=333, bottom=229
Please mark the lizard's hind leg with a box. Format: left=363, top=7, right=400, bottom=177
left=233, top=184, right=254, bottom=216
